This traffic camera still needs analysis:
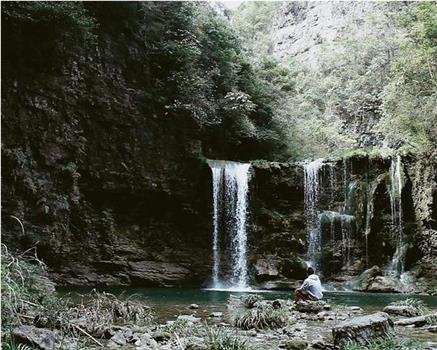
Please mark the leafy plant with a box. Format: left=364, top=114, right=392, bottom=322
left=229, top=295, right=287, bottom=330
left=2, top=341, right=35, bottom=350
left=206, top=328, right=256, bottom=350
left=389, top=298, right=429, bottom=315
left=1, top=244, right=52, bottom=331
left=240, top=294, right=262, bottom=309
left=344, top=337, right=423, bottom=350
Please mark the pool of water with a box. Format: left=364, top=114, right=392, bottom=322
left=58, top=287, right=437, bottom=322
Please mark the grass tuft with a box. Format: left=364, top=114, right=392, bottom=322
left=344, top=337, right=422, bottom=350
left=389, top=298, right=429, bottom=315
left=229, top=295, right=287, bottom=330
left=206, top=328, right=256, bottom=350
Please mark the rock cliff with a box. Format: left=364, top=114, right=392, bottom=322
left=2, top=2, right=435, bottom=291
left=271, top=1, right=406, bottom=66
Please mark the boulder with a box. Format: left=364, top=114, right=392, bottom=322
left=332, top=312, right=395, bottom=348
left=110, top=330, right=127, bottom=346
left=366, top=276, right=399, bottom=293
left=295, top=301, right=325, bottom=313
left=152, top=330, right=172, bottom=342
left=188, top=304, right=199, bottom=310
left=254, top=256, right=281, bottom=280
left=383, top=305, right=421, bottom=317
left=209, top=312, right=223, bottom=318
left=12, top=325, right=61, bottom=350
left=279, top=339, right=308, bottom=349
left=177, top=315, right=201, bottom=323
left=394, top=314, right=436, bottom=327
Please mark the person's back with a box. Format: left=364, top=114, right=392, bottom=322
left=294, top=267, right=323, bottom=301
left=301, top=273, right=323, bottom=300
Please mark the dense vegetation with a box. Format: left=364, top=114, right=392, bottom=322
left=1, top=1, right=285, bottom=160
left=2, top=1, right=435, bottom=161
left=233, top=2, right=437, bottom=160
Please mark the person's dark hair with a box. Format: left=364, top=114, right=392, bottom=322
left=307, top=267, right=315, bottom=275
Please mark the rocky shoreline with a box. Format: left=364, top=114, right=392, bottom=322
left=7, top=292, right=437, bottom=350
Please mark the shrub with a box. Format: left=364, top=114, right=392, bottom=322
left=344, top=337, right=423, bottom=350
left=37, top=290, right=154, bottom=337
left=229, top=295, right=287, bottom=330
left=206, top=328, right=256, bottom=350
left=232, top=306, right=287, bottom=330
left=240, top=294, right=262, bottom=309
left=389, top=298, right=429, bottom=315
left=1, top=244, right=53, bottom=331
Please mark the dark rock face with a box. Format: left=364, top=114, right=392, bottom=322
left=248, top=155, right=434, bottom=290
left=1, top=15, right=214, bottom=287
left=2, top=6, right=435, bottom=289
left=332, top=312, right=395, bottom=348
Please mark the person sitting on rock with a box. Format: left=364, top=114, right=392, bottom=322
left=295, top=267, right=323, bottom=302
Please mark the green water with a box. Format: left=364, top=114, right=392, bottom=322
left=58, top=287, right=437, bottom=321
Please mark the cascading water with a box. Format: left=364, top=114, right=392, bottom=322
left=207, top=160, right=251, bottom=289
left=340, top=158, right=355, bottom=270
left=388, top=154, right=405, bottom=277
left=304, top=159, right=324, bottom=270
left=210, top=166, right=222, bottom=287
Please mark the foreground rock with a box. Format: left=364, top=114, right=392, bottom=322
left=383, top=305, right=421, bottom=317
left=394, top=313, right=437, bottom=327
left=332, top=312, right=395, bottom=348
left=279, top=339, right=308, bottom=349
left=295, top=301, right=325, bottom=313
left=12, top=325, right=61, bottom=350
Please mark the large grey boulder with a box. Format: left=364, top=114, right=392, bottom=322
left=254, top=255, right=281, bottom=280
left=383, top=305, right=421, bottom=317
left=295, top=301, right=325, bottom=313
left=332, top=312, right=395, bottom=348
left=12, top=325, right=61, bottom=350
left=395, top=313, right=437, bottom=327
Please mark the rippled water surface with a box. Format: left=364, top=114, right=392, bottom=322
left=58, top=287, right=437, bottom=321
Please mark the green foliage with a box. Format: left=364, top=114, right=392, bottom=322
left=344, top=337, right=422, bottom=350
left=232, top=2, right=437, bottom=159
left=2, top=342, right=35, bottom=350
left=427, top=286, right=437, bottom=296
left=389, top=298, right=429, bottom=315
left=232, top=306, right=287, bottom=330
left=1, top=244, right=51, bottom=331
left=206, top=328, right=256, bottom=350
left=240, top=294, right=262, bottom=309
left=230, top=295, right=287, bottom=330
left=380, top=2, right=437, bottom=152
left=1, top=1, right=96, bottom=41
left=232, top=2, right=281, bottom=55
left=161, top=318, right=202, bottom=338
left=2, top=2, right=96, bottom=72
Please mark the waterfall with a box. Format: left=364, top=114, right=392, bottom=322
left=304, top=159, right=324, bottom=270
left=340, top=214, right=354, bottom=268
left=207, top=160, right=251, bottom=289
left=210, top=166, right=222, bottom=287
left=388, top=154, right=405, bottom=276
left=320, top=211, right=355, bottom=269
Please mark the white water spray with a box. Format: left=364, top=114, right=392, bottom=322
left=389, top=154, right=405, bottom=276
left=304, top=159, right=324, bottom=270
left=207, top=160, right=251, bottom=289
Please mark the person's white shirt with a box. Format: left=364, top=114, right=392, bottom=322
left=300, top=273, right=323, bottom=300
